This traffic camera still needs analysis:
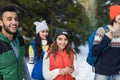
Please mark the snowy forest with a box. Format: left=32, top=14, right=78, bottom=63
left=0, top=0, right=120, bottom=55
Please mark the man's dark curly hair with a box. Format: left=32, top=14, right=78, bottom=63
left=0, top=4, right=18, bottom=20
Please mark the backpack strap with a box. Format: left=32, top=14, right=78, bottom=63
left=102, top=25, right=109, bottom=33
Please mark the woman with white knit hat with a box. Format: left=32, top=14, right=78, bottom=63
left=29, top=20, right=53, bottom=80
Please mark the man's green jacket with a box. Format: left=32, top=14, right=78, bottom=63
left=0, top=31, right=25, bottom=80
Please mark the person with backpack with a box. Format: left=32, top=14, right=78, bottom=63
left=87, top=25, right=109, bottom=68
left=91, top=4, right=120, bottom=80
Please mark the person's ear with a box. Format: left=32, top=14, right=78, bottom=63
left=0, top=20, right=3, bottom=27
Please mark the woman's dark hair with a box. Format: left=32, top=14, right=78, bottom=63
left=109, top=18, right=116, bottom=26
left=35, top=33, right=53, bottom=59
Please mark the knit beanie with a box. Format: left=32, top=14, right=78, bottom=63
left=54, top=28, right=69, bottom=40
left=34, top=20, right=49, bottom=34
left=109, top=4, right=120, bottom=20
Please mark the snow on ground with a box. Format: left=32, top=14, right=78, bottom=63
left=76, top=44, right=94, bottom=80
left=27, top=44, right=95, bottom=80
left=27, top=63, right=34, bottom=76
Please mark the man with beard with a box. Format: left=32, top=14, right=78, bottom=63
left=0, top=5, right=30, bottom=80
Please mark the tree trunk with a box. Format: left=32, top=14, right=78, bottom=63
left=77, top=0, right=97, bottom=27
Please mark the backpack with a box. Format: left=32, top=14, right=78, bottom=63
left=86, top=25, right=109, bottom=68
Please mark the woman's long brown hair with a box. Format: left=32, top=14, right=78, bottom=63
left=47, top=35, right=75, bottom=59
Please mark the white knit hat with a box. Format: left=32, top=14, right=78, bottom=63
left=34, top=20, right=49, bottom=34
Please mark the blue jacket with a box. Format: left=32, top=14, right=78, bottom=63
left=31, top=40, right=45, bottom=80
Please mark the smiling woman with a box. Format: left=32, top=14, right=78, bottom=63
left=43, top=28, right=79, bottom=80
left=56, top=34, right=68, bottom=51
left=29, top=20, right=53, bottom=80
